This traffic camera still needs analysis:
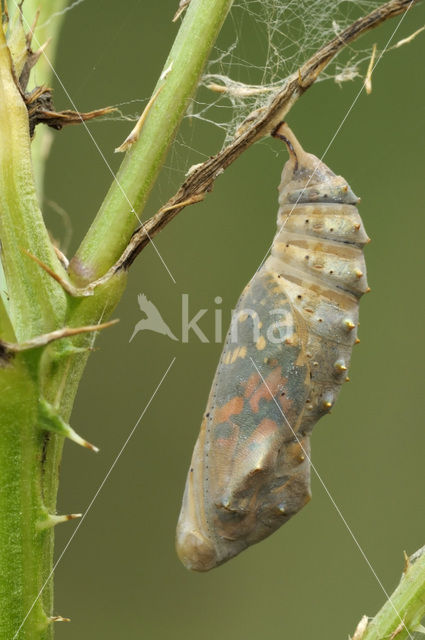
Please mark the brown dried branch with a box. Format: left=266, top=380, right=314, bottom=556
left=115, top=0, right=419, bottom=269
left=60, top=0, right=419, bottom=297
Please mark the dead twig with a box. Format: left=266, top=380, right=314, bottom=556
left=67, top=0, right=419, bottom=294
left=25, top=85, right=115, bottom=136
left=118, top=0, right=420, bottom=268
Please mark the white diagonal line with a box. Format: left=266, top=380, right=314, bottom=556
left=249, top=356, right=413, bottom=640
left=255, top=0, right=416, bottom=274
left=11, top=0, right=176, bottom=284
left=12, top=356, right=176, bottom=639
left=38, top=0, right=87, bottom=29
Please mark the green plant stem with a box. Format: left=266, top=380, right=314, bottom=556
left=0, top=5, right=75, bottom=638
left=0, top=1, right=234, bottom=636
left=0, top=351, right=51, bottom=640
left=70, top=0, right=233, bottom=285
left=0, top=25, right=67, bottom=341
left=358, top=547, right=425, bottom=640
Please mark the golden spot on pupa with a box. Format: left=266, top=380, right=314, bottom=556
left=258, top=321, right=263, bottom=329
left=225, top=346, right=248, bottom=364
left=230, top=348, right=241, bottom=364
left=256, top=335, right=267, bottom=351
left=238, top=313, right=248, bottom=323
left=222, top=351, right=232, bottom=365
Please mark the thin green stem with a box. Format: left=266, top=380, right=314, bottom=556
left=355, top=547, right=425, bottom=640
left=69, top=0, right=233, bottom=285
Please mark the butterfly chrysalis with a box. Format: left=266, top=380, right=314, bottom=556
left=177, top=123, right=369, bottom=571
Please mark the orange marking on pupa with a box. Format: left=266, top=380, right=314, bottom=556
left=243, top=373, right=261, bottom=399
left=215, top=396, right=244, bottom=423
left=249, top=367, right=283, bottom=413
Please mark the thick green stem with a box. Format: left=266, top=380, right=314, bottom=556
left=0, top=352, right=51, bottom=640
left=70, top=0, right=233, bottom=284
left=0, top=11, right=68, bottom=639
left=354, top=547, right=425, bottom=640
left=0, top=25, right=67, bottom=341
left=0, top=2, right=234, bottom=637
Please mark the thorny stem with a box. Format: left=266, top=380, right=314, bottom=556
left=0, top=2, right=234, bottom=638
left=0, top=3, right=108, bottom=639
left=352, top=547, right=425, bottom=640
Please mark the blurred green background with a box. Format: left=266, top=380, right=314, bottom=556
left=38, top=1, right=425, bottom=638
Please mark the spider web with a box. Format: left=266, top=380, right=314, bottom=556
left=87, top=0, right=386, bottom=159
left=187, top=0, right=381, bottom=145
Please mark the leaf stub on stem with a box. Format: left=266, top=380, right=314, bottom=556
left=0, top=319, right=119, bottom=363
left=25, top=85, right=116, bottom=137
